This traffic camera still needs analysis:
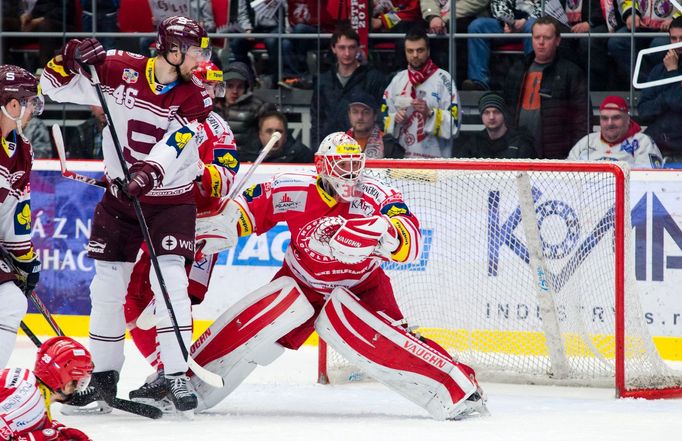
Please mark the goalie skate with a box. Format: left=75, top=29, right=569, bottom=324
left=129, top=370, right=175, bottom=413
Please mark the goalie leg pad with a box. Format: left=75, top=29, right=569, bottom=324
left=189, top=276, right=314, bottom=411
left=315, top=287, right=482, bottom=420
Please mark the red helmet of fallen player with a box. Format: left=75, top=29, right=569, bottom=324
left=34, top=336, right=94, bottom=400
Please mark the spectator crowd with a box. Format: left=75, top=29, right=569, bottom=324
left=2, top=0, right=680, bottom=167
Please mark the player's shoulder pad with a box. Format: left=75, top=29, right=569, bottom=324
left=271, top=172, right=317, bottom=191
left=177, top=77, right=213, bottom=122
left=0, top=367, right=35, bottom=390
left=358, top=176, right=399, bottom=205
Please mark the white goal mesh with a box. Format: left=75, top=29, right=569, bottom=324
left=319, top=159, right=682, bottom=397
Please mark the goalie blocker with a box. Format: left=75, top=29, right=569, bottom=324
left=316, top=287, right=488, bottom=420
left=188, top=277, right=314, bottom=410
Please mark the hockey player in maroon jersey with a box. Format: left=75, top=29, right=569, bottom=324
left=40, top=16, right=214, bottom=412
left=0, top=65, right=44, bottom=370
left=121, top=61, right=239, bottom=404
left=191, top=132, right=488, bottom=419
left=0, top=337, right=93, bottom=441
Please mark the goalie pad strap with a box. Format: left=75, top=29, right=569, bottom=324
left=315, top=287, right=478, bottom=420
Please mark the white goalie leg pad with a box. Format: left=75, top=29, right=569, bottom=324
left=315, top=287, right=479, bottom=420
left=189, top=276, right=314, bottom=411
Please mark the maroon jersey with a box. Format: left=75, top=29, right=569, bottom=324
left=0, top=130, right=35, bottom=266
left=41, top=50, right=212, bottom=204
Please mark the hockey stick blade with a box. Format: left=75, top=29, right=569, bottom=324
left=51, top=124, right=106, bottom=188
left=189, top=357, right=224, bottom=388
left=110, top=397, right=163, bottom=419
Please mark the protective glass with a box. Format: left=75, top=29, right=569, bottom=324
left=186, top=45, right=212, bottom=62
left=23, top=94, right=44, bottom=116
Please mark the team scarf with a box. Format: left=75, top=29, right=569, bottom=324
left=407, top=58, right=439, bottom=98
left=346, top=125, right=384, bottom=158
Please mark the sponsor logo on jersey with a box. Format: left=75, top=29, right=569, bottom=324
left=122, top=68, right=139, bottom=84
left=381, top=202, right=410, bottom=218
left=2, top=137, right=16, bottom=158
left=126, top=51, right=145, bottom=59
left=243, top=183, right=263, bottom=202
left=349, top=199, right=375, bottom=217
left=203, top=97, right=212, bottom=108
left=14, top=201, right=31, bottom=235
left=86, top=240, right=107, bottom=254
left=205, top=114, right=223, bottom=136
left=161, top=235, right=178, bottom=251
left=213, top=148, right=239, bottom=171
left=360, top=183, right=382, bottom=203
left=166, top=126, right=195, bottom=158
left=273, top=191, right=307, bottom=213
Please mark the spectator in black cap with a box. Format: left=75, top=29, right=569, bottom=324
left=346, top=92, right=404, bottom=159
left=218, top=62, right=276, bottom=151
left=454, top=92, right=535, bottom=159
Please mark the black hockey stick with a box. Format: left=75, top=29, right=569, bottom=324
left=20, top=321, right=43, bottom=347
left=86, top=66, right=223, bottom=388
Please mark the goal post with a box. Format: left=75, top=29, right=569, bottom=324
left=317, top=159, right=682, bottom=399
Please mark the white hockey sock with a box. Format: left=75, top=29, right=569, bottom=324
left=89, top=260, right=134, bottom=373
left=150, top=255, right=192, bottom=375
left=0, top=282, right=27, bottom=369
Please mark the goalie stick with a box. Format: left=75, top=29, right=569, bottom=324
left=51, top=124, right=106, bottom=188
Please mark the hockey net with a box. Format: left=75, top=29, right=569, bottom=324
left=317, top=159, right=682, bottom=398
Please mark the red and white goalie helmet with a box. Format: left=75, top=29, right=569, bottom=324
left=315, top=132, right=365, bottom=201
left=34, top=337, right=94, bottom=396
left=194, top=61, right=225, bottom=98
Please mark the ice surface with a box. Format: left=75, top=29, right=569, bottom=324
left=8, top=336, right=682, bottom=441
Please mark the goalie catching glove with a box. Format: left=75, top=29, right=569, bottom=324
left=308, top=216, right=400, bottom=264
left=195, top=198, right=241, bottom=256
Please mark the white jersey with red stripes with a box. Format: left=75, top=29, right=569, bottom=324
left=233, top=172, right=421, bottom=294
left=0, top=368, right=48, bottom=441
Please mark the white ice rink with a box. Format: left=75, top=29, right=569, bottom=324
left=8, top=336, right=682, bottom=441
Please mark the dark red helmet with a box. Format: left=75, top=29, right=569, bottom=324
left=34, top=337, right=93, bottom=394
left=156, top=16, right=210, bottom=58
left=0, top=65, right=44, bottom=115
left=194, top=61, right=225, bottom=97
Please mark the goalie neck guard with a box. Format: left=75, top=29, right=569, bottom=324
left=314, top=132, right=365, bottom=202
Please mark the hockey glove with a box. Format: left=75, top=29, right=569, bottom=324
left=13, top=256, right=41, bottom=294
left=195, top=199, right=241, bottom=256
left=126, top=162, right=162, bottom=198
left=328, top=216, right=395, bottom=264
left=60, top=38, right=105, bottom=78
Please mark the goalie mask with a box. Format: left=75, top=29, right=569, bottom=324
left=315, top=132, right=365, bottom=201
left=34, top=336, right=94, bottom=401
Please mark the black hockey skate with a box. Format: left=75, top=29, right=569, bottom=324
left=129, top=370, right=168, bottom=401
left=61, top=370, right=118, bottom=415
left=165, top=372, right=198, bottom=412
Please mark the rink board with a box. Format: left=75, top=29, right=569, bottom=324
left=24, top=161, right=682, bottom=359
